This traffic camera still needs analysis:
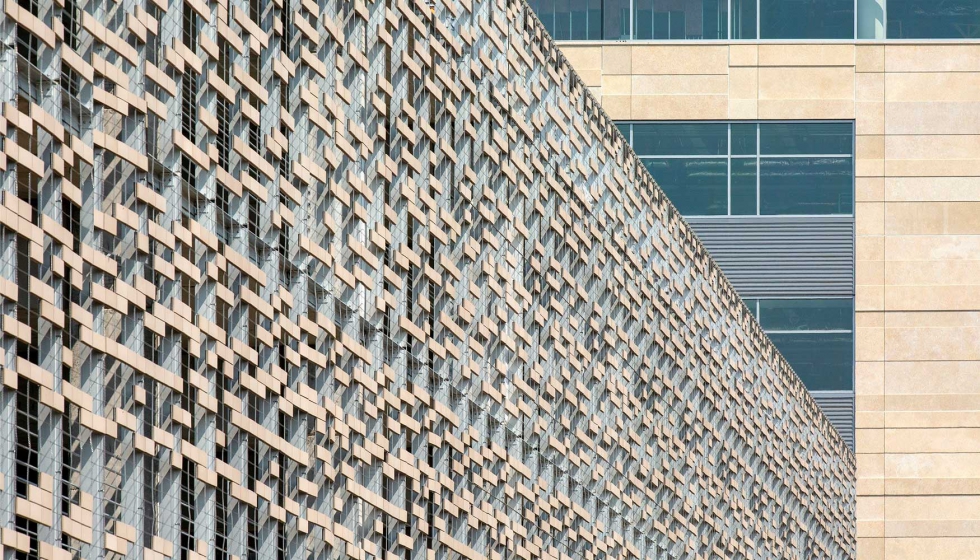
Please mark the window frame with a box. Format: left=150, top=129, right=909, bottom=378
left=622, top=120, right=855, bottom=218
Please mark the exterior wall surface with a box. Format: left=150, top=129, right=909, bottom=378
left=0, top=1, right=856, bottom=560
left=556, top=40, right=980, bottom=560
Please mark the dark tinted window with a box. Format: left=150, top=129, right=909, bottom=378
left=888, top=0, right=980, bottom=39
left=760, top=157, right=853, bottom=215
left=731, top=123, right=757, bottom=155
left=532, top=0, right=555, bottom=37
left=760, top=122, right=853, bottom=155
left=604, top=0, right=631, bottom=39
left=731, top=0, right=758, bottom=38
left=621, top=121, right=854, bottom=216
left=634, top=0, right=728, bottom=39
left=731, top=158, right=757, bottom=215
left=616, top=122, right=631, bottom=141
left=759, top=299, right=853, bottom=331
left=643, top=158, right=728, bottom=215
left=760, top=0, right=854, bottom=38
left=769, top=332, right=854, bottom=391
left=633, top=123, right=728, bottom=156
left=533, top=0, right=603, bottom=39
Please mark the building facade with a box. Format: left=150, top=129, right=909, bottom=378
left=536, top=1, right=980, bottom=558
left=0, top=1, right=855, bottom=560
left=616, top=119, right=857, bottom=447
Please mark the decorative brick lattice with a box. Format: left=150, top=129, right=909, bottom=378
left=0, top=0, right=854, bottom=558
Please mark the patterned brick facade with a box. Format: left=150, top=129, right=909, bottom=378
left=0, top=0, right=854, bottom=559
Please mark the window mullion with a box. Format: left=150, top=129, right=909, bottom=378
left=756, top=123, right=760, bottom=215
left=727, top=123, right=732, bottom=216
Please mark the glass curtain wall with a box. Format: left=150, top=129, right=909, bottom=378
left=531, top=0, right=980, bottom=39
left=634, top=0, right=728, bottom=39
left=529, top=0, right=630, bottom=39
left=532, top=0, right=855, bottom=38
left=621, top=121, right=854, bottom=216
left=731, top=0, right=757, bottom=38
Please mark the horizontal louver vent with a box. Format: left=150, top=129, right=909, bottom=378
left=811, top=391, right=855, bottom=450
left=685, top=216, right=855, bottom=298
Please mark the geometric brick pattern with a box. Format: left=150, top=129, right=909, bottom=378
left=0, top=0, right=854, bottom=559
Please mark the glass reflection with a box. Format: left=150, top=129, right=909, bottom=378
left=760, top=122, right=853, bottom=156
left=632, top=123, right=728, bottom=156
left=731, top=123, right=757, bottom=156
left=760, top=157, right=853, bottom=215
left=533, top=0, right=604, bottom=39
left=604, top=0, right=632, bottom=39
left=642, top=158, right=728, bottom=215
left=528, top=0, right=980, bottom=41
left=758, top=298, right=853, bottom=331
left=634, top=0, right=728, bottom=39
left=731, top=0, right=758, bottom=38
left=887, top=0, right=980, bottom=38
left=622, top=121, right=854, bottom=217
left=760, top=0, right=854, bottom=38
left=857, top=0, right=885, bottom=38
left=731, top=158, right=757, bottom=215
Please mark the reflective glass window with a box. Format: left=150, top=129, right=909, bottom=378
left=760, top=157, right=853, bottom=215
left=616, top=122, right=631, bottom=141
left=758, top=299, right=853, bottom=331
left=554, top=0, right=571, bottom=39
left=530, top=0, right=552, bottom=35
left=857, top=0, right=885, bottom=39
left=731, top=0, right=758, bottom=38
left=731, top=123, right=757, bottom=155
left=760, top=122, right=853, bottom=155
left=634, top=0, right=728, bottom=39
left=604, top=0, right=632, bottom=39
left=731, top=158, right=757, bottom=215
left=642, top=158, right=728, bottom=215
left=578, top=0, right=605, bottom=39
left=533, top=0, right=603, bottom=39
left=632, top=123, right=728, bottom=156
left=759, top=0, right=854, bottom=38
left=768, top=332, right=854, bottom=391
left=888, top=0, right=980, bottom=39
left=623, top=121, right=853, bottom=217
left=528, top=0, right=909, bottom=41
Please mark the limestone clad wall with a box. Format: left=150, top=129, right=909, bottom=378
left=558, top=40, right=980, bottom=560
